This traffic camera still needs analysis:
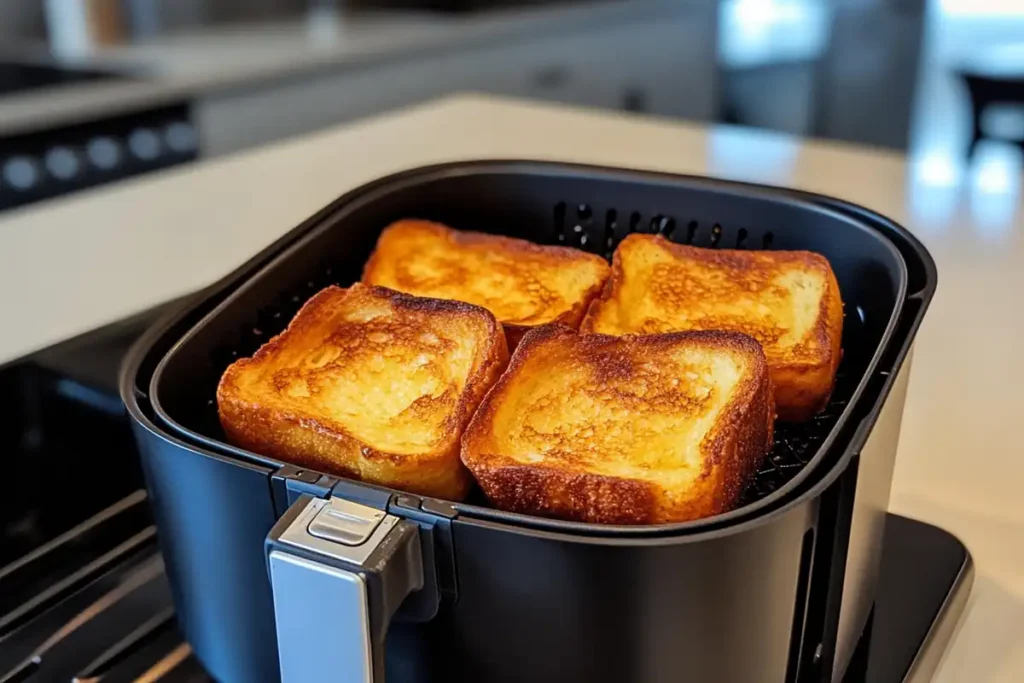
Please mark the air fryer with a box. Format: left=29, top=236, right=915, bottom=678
left=120, top=161, right=936, bottom=683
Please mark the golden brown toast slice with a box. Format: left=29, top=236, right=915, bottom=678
left=217, top=284, right=508, bottom=500
left=461, top=325, right=774, bottom=525
left=582, top=234, right=843, bottom=421
left=362, top=220, right=610, bottom=348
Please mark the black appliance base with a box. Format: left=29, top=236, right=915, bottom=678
left=842, top=513, right=973, bottom=683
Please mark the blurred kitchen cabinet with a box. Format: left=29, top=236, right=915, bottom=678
left=195, top=9, right=718, bottom=157
left=811, top=0, right=925, bottom=150
left=722, top=62, right=817, bottom=137
left=468, top=7, right=718, bottom=119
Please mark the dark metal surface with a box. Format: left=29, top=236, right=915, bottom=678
left=846, top=515, right=974, bottom=683
left=0, top=303, right=209, bottom=683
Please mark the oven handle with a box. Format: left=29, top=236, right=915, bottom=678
left=266, top=495, right=424, bottom=683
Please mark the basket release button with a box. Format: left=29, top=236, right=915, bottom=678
left=307, top=497, right=386, bottom=547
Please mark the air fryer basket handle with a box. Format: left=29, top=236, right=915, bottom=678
left=266, top=495, right=424, bottom=683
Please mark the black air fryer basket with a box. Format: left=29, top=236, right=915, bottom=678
left=121, top=161, right=935, bottom=683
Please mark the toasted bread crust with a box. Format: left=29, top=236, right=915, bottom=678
left=218, top=284, right=508, bottom=500
left=771, top=260, right=843, bottom=420
left=582, top=234, right=842, bottom=421
left=461, top=325, right=774, bottom=524
left=362, top=220, right=610, bottom=347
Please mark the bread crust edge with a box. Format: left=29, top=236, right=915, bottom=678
left=217, top=284, right=509, bottom=501
left=461, top=325, right=774, bottom=524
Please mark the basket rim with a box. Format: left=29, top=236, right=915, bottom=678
left=134, top=160, right=931, bottom=539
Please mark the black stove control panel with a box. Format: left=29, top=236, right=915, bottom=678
left=0, top=102, right=198, bottom=213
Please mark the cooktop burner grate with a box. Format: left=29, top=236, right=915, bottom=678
left=0, top=492, right=210, bottom=683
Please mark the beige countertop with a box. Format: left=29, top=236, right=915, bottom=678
left=0, top=94, right=1021, bottom=680
left=0, top=0, right=689, bottom=137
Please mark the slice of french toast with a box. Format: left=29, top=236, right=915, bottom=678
left=582, top=234, right=842, bottom=421
left=362, top=220, right=610, bottom=347
left=217, top=283, right=508, bottom=500
left=461, top=325, right=774, bottom=525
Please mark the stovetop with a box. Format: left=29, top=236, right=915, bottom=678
left=0, top=306, right=971, bottom=683
left=0, top=302, right=209, bottom=683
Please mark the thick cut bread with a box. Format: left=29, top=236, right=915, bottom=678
left=362, top=220, right=610, bottom=347
left=217, top=284, right=508, bottom=500
left=461, top=325, right=774, bottom=525
left=582, top=234, right=843, bottom=421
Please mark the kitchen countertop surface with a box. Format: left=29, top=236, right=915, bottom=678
left=0, top=0, right=690, bottom=137
left=1, top=94, right=1021, bottom=681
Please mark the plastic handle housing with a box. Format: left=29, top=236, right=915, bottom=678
left=266, top=495, right=423, bottom=683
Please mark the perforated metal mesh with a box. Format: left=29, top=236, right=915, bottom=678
left=743, top=359, right=852, bottom=503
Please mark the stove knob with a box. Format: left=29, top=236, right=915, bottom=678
left=164, top=121, right=198, bottom=154
left=128, top=128, right=162, bottom=161
left=87, top=137, right=122, bottom=170
left=44, top=146, right=81, bottom=181
left=3, top=156, right=41, bottom=191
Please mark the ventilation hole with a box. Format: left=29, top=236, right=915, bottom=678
left=605, top=209, right=618, bottom=250
left=580, top=234, right=589, bottom=247
left=307, top=281, right=317, bottom=289
left=650, top=215, right=674, bottom=236
left=710, top=224, right=723, bottom=247
left=736, top=228, right=748, bottom=248
left=576, top=203, right=592, bottom=221
left=554, top=202, right=567, bottom=243
left=573, top=224, right=583, bottom=233
left=763, top=231, right=775, bottom=248
left=686, top=220, right=698, bottom=244
left=629, top=212, right=642, bottom=233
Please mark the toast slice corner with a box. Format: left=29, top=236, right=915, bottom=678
left=362, top=220, right=611, bottom=347
left=217, top=283, right=509, bottom=500
left=461, top=324, right=774, bottom=524
left=582, top=234, right=842, bottom=420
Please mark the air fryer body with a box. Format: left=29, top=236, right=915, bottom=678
left=122, top=161, right=935, bottom=683
left=132, top=423, right=281, bottom=683
left=129, top=356, right=915, bottom=683
left=831, top=348, right=913, bottom=680
left=444, top=508, right=815, bottom=683
left=133, top=414, right=822, bottom=683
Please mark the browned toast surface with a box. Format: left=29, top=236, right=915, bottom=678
left=217, top=284, right=508, bottom=500
left=582, top=234, right=842, bottom=420
left=461, top=325, right=774, bottom=524
left=362, top=220, right=610, bottom=347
